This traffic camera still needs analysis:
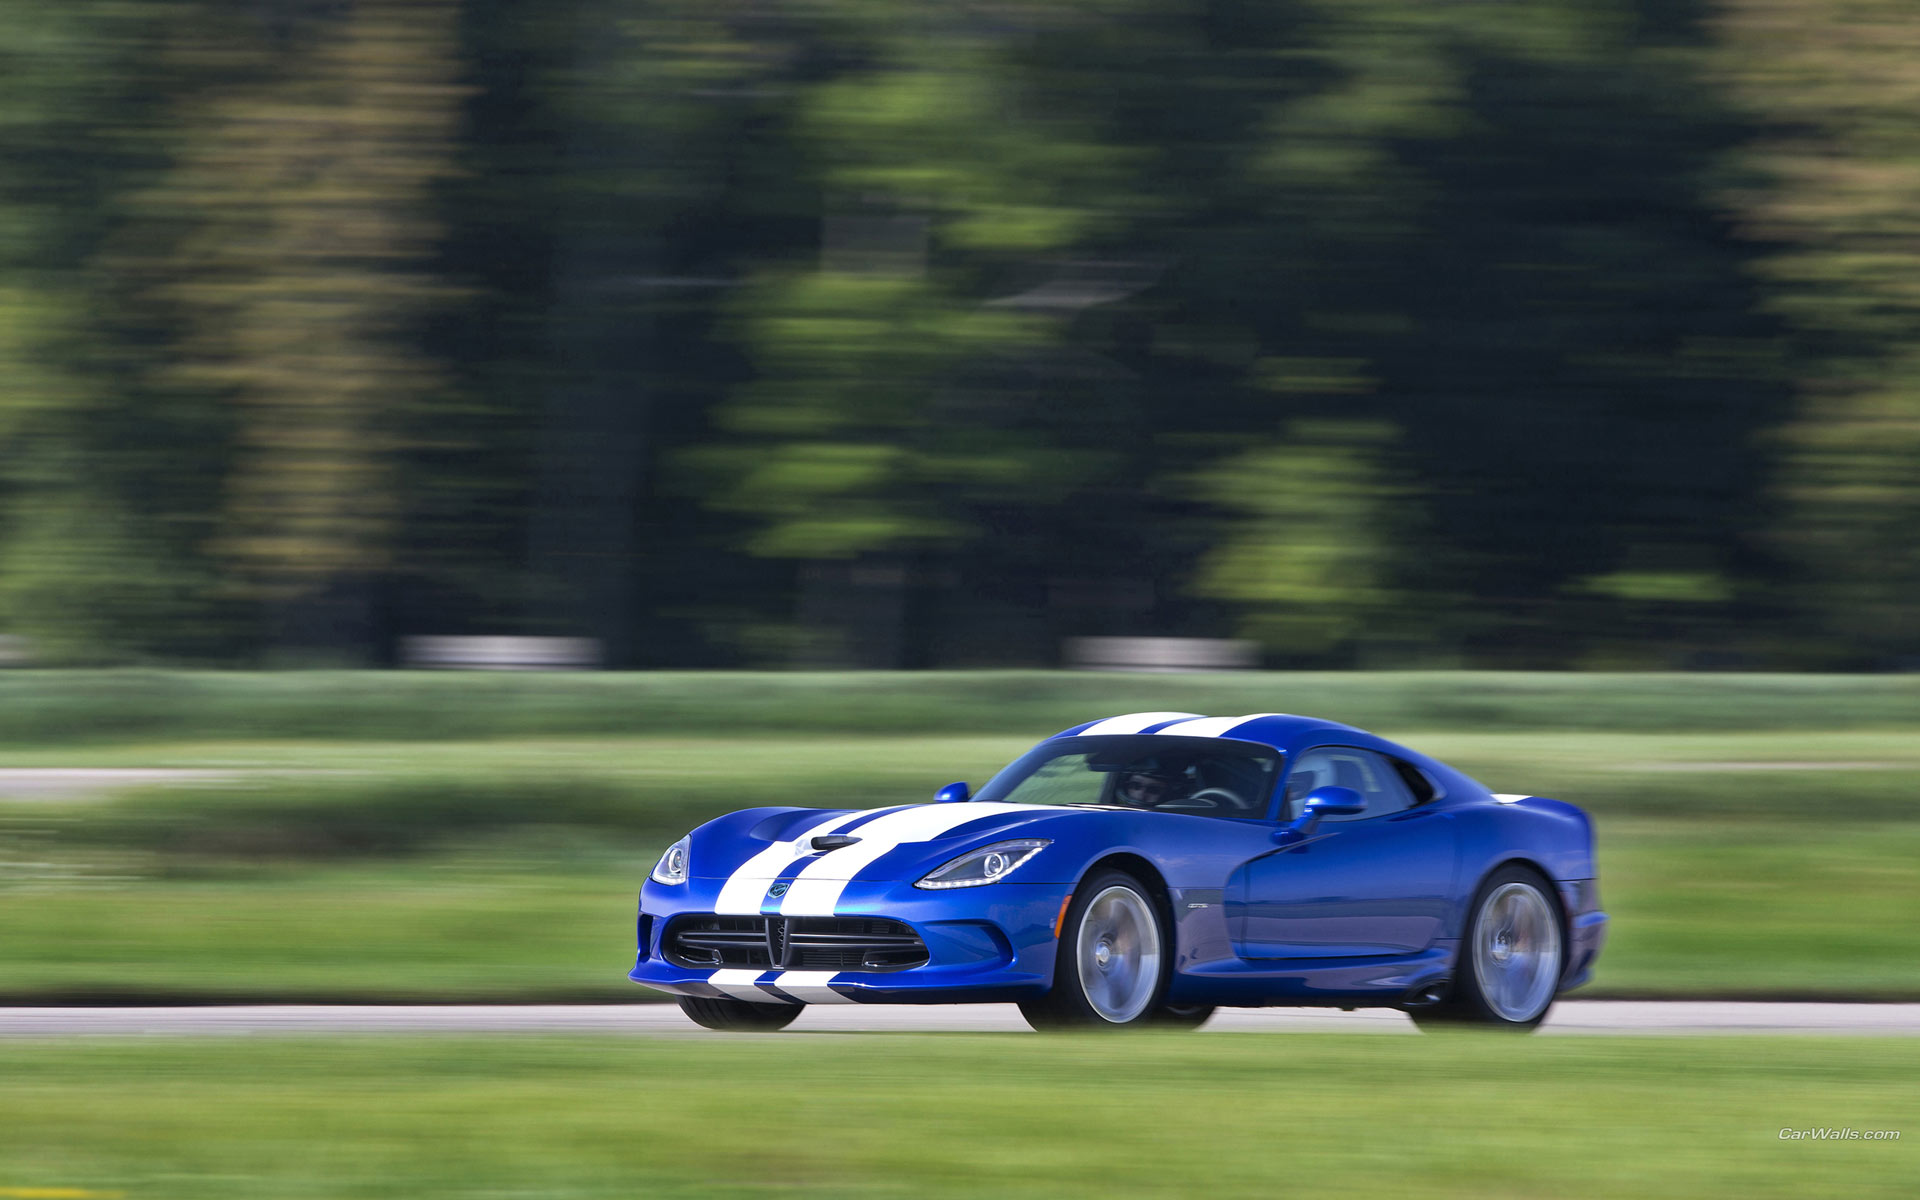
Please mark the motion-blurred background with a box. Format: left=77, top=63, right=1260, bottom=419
left=0, top=4, right=1915, bottom=1195
left=2, top=0, right=1917, bottom=1002
left=2, top=0, right=1915, bottom=671
left=0, top=0, right=1914, bottom=1009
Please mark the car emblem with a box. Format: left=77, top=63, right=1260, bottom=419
left=767, top=881, right=790, bottom=899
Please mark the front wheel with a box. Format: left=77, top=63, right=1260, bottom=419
left=677, top=995, right=802, bottom=1032
left=1412, top=864, right=1565, bottom=1032
left=1020, top=870, right=1170, bottom=1030
left=1148, top=1003, right=1215, bottom=1029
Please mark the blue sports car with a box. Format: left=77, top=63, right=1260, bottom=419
left=631, top=711, right=1607, bottom=1031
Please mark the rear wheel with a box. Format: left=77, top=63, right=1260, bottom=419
left=677, top=995, right=802, bottom=1032
left=1411, top=865, right=1564, bottom=1032
left=1020, top=870, right=1170, bottom=1030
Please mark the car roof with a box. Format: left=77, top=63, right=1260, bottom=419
left=1049, top=712, right=1384, bottom=758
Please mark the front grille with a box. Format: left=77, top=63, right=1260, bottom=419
left=668, top=914, right=771, bottom=968
left=664, top=914, right=928, bottom=973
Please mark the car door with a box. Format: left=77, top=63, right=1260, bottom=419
left=1229, top=746, right=1458, bottom=958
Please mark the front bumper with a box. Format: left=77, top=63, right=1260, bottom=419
left=630, top=877, right=1073, bottom=1004
left=1562, top=909, right=1608, bottom=990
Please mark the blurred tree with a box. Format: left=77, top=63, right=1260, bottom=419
left=419, top=0, right=845, bottom=665
left=116, top=0, right=465, bottom=659
left=1718, top=0, right=1920, bottom=666
left=691, top=0, right=1796, bottom=668
left=0, top=0, right=236, bottom=661
left=0, top=0, right=1891, bottom=670
left=523, top=0, right=794, bottom=665
left=1178, top=0, right=1791, bottom=666
left=1065, top=0, right=1455, bottom=662
left=388, top=0, right=572, bottom=649
left=1188, top=421, right=1404, bottom=657
left=701, top=4, right=1146, bottom=666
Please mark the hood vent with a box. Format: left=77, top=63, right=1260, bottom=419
left=811, top=834, right=861, bottom=852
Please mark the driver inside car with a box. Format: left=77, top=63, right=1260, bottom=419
left=1117, top=764, right=1193, bottom=808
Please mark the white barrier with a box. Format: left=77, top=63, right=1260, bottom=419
left=400, top=636, right=601, bottom=670
left=1065, top=636, right=1259, bottom=672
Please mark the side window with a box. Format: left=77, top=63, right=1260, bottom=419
left=1283, top=747, right=1417, bottom=822
left=1392, top=758, right=1439, bottom=805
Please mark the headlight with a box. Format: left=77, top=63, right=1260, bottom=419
left=651, top=836, right=690, bottom=885
left=915, top=839, right=1050, bottom=890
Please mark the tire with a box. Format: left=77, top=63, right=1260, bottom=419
left=1147, top=1003, right=1215, bottom=1029
left=1411, top=864, right=1565, bottom=1032
left=1020, top=870, right=1171, bottom=1030
left=677, top=995, right=802, bottom=1032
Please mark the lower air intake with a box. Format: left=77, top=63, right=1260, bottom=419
left=664, top=915, right=929, bottom=973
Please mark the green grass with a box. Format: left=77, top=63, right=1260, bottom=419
left=0, top=856, right=643, bottom=1002
left=0, top=1035, right=1912, bottom=1198
left=6, top=669, right=1920, bottom=746
left=1596, top=821, right=1920, bottom=996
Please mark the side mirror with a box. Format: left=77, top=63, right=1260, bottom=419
left=1302, top=786, right=1366, bottom=819
left=934, top=781, right=971, bottom=804
left=1273, top=786, right=1365, bottom=844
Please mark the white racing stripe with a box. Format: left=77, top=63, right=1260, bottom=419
left=1492, top=793, right=1530, bottom=805
left=712, top=809, right=868, bottom=915
left=1154, top=713, right=1282, bottom=739
left=1076, top=711, right=1202, bottom=736
left=771, top=971, right=856, bottom=1004
left=707, top=968, right=781, bottom=1004
left=778, top=802, right=1046, bottom=917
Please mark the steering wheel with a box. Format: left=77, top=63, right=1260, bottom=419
left=1163, top=788, right=1243, bottom=812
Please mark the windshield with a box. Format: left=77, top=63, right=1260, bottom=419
left=973, top=735, right=1282, bottom=819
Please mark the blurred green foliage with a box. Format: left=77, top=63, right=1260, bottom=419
left=0, top=0, right=1912, bottom=667
left=1716, top=0, right=1920, bottom=664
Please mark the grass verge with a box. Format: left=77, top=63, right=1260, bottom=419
left=6, top=669, right=1920, bottom=746
left=0, top=1035, right=1912, bottom=1198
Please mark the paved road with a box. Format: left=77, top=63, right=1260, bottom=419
left=0, top=768, right=236, bottom=801
left=2, top=1002, right=1917, bottom=1037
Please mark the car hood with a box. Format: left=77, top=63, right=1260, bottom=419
left=690, top=801, right=1089, bottom=889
